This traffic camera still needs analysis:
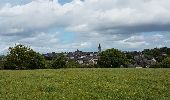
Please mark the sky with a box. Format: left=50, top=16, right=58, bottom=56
left=0, top=0, right=170, bottom=54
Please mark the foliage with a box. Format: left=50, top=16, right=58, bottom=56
left=51, top=54, right=66, bottom=69
left=142, top=47, right=169, bottom=62
left=66, top=60, right=98, bottom=68
left=126, top=53, right=134, bottom=60
left=159, top=57, right=170, bottom=68
left=4, top=44, right=46, bottom=69
left=0, top=69, right=169, bottom=100
left=0, top=61, right=4, bottom=70
left=98, top=48, right=129, bottom=68
left=66, top=60, right=80, bottom=68
left=0, top=56, right=4, bottom=69
left=45, top=60, right=53, bottom=69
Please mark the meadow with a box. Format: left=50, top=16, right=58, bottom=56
left=0, top=68, right=170, bottom=100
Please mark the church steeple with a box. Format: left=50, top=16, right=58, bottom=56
left=98, top=43, right=101, bottom=53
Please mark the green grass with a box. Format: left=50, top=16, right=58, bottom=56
left=0, top=69, right=170, bottom=100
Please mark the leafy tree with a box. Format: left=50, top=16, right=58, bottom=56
left=4, top=44, right=46, bottom=69
left=98, top=48, right=128, bottom=68
left=0, top=61, right=4, bottom=69
left=51, top=54, right=66, bottom=69
left=0, top=55, right=5, bottom=69
left=159, top=57, right=170, bottom=68
left=126, top=53, right=133, bottom=60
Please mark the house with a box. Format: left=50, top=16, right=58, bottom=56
left=43, top=44, right=102, bottom=65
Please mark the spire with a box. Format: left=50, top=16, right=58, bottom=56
left=98, top=43, right=101, bottom=53
left=98, top=43, right=101, bottom=48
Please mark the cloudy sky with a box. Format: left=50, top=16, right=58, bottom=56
left=0, top=0, right=170, bottom=54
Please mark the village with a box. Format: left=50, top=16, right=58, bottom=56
left=43, top=44, right=169, bottom=68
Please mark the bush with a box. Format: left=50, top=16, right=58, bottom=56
left=0, top=56, right=5, bottom=69
left=51, top=54, right=66, bottom=69
left=66, top=60, right=80, bottom=68
left=0, top=61, right=4, bottom=70
left=159, top=57, right=170, bottom=68
left=45, top=60, right=53, bottom=69
left=4, top=44, right=46, bottom=70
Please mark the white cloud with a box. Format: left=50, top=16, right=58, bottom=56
left=66, top=24, right=89, bottom=32
left=152, top=34, right=164, bottom=41
left=124, top=36, right=145, bottom=43
left=114, top=35, right=149, bottom=49
left=0, top=0, right=170, bottom=54
left=1, top=0, right=170, bottom=35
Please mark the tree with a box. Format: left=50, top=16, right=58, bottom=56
left=4, top=44, right=46, bottom=69
left=51, top=54, right=66, bottom=69
left=159, top=57, right=170, bottom=68
left=0, top=55, right=5, bottom=69
left=66, top=60, right=80, bottom=68
left=98, top=48, right=128, bottom=68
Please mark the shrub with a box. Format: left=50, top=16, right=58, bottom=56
left=66, top=60, right=80, bottom=68
left=51, top=54, right=66, bottom=69
left=0, top=61, right=4, bottom=70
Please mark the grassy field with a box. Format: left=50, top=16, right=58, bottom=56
left=0, top=69, right=170, bottom=100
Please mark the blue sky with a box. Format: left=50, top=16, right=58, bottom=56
left=0, top=0, right=170, bottom=54
left=58, top=0, right=72, bottom=5
left=0, top=0, right=72, bottom=5
left=0, top=0, right=29, bottom=5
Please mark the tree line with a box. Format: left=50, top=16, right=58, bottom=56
left=0, top=44, right=170, bottom=70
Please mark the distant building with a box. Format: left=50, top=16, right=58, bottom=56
left=43, top=44, right=101, bottom=65
left=98, top=43, right=101, bottom=53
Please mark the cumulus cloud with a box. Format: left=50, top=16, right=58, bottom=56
left=0, top=0, right=170, bottom=54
